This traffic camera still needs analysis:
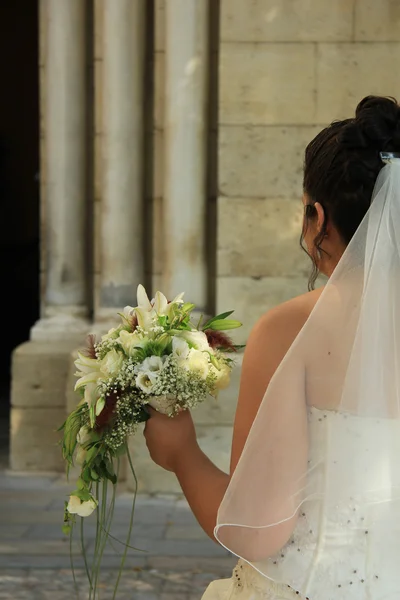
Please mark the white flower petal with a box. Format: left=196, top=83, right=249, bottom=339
left=75, top=352, right=99, bottom=369
left=67, top=495, right=98, bottom=517
left=137, top=284, right=152, bottom=310
left=154, top=291, right=168, bottom=315
left=141, top=355, right=165, bottom=373
left=171, top=292, right=185, bottom=304
left=75, top=372, right=101, bottom=391
left=172, top=337, right=190, bottom=360
left=136, top=371, right=156, bottom=394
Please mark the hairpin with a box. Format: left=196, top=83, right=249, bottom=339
left=380, top=152, right=400, bottom=164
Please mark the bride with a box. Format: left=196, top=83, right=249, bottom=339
left=144, top=95, right=400, bottom=599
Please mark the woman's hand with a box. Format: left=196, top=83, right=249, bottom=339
left=143, top=407, right=198, bottom=472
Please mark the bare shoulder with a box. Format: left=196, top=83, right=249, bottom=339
left=248, top=287, right=324, bottom=353
left=231, top=287, right=324, bottom=471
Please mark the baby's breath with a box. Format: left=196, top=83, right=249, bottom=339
left=150, top=355, right=211, bottom=411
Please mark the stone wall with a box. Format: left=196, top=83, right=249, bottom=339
left=217, top=0, right=400, bottom=342
left=10, top=0, right=400, bottom=487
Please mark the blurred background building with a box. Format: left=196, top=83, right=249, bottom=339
left=3, top=0, right=400, bottom=492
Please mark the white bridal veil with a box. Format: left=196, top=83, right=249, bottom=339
left=215, top=154, right=400, bottom=595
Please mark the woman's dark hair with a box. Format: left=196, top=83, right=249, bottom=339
left=302, top=95, right=400, bottom=289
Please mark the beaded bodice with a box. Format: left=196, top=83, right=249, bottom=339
left=224, top=407, right=400, bottom=600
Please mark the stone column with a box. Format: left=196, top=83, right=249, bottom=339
left=163, top=0, right=209, bottom=308
left=31, top=0, right=89, bottom=342
left=97, top=0, right=146, bottom=319
left=11, top=0, right=89, bottom=472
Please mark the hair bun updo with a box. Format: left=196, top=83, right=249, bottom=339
left=303, top=95, right=400, bottom=288
left=341, top=95, right=400, bottom=151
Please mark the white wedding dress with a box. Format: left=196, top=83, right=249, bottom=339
left=202, top=406, right=400, bottom=599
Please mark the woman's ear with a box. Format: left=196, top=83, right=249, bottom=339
left=314, top=202, right=326, bottom=235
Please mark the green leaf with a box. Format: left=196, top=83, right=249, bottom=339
left=99, top=459, right=117, bottom=485
left=81, top=467, right=92, bottom=484
left=158, top=315, right=168, bottom=327
left=207, top=319, right=242, bottom=331
left=209, top=353, right=221, bottom=370
left=89, top=404, right=96, bottom=428
left=85, top=444, right=100, bottom=464
left=62, top=523, right=72, bottom=536
left=95, top=397, right=105, bottom=416
left=60, top=405, right=86, bottom=462
left=112, top=443, right=128, bottom=458
left=76, top=478, right=86, bottom=491
left=216, top=343, right=246, bottom=353
left=70, top=487, right=92, bottom=502
left=90, top=469, right=100, bottom=480
left=202, top=311, right=235, bottom=330
left=136, top=407, right=150, bottom=423
left=181, top=302, right=196, bottom=313
left=134, top=340, right=169, bottom=361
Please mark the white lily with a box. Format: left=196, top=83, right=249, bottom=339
left=74, top=352, right=103, bottom=391
left=84, top=382, right=100, bottom=408
left=123, top=305, right=135, bottom=318
left=154, top=290, right=168, bottom=314
left=134, top=285, right=185, bottom=331
left=135, top=284, right=156, bottom=330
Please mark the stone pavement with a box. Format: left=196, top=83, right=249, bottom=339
left=0, top=472, right=236, bottom=599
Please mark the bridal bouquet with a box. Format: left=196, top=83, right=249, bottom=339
left=59, top=285, right=242, bottom=598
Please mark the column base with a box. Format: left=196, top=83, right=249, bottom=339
left=10, top=340, right=80, bottom=472
left=31, top=310, right=90, bottom=343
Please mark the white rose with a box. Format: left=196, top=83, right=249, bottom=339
left=118, top=330, right=142, bottom=356
left=177, top=330, right=211, bottom=352
left=211, top=363, right=231, bottom=391
left=148, top=394, right=177, bottom=416
left=76, top=446, right=87, bottom=466
left=172, top=337, right=190, bottom=360
left=100, top=349, right=124, bottom=377
left=67, top=495, right=98, bottom=517
left=136, top=371, right=157, bottom=394
left=77, top=426, right=91, bottom=446
left=101, top=327, right=118, bottom=342
left=184, top=349, right=210, bottom=380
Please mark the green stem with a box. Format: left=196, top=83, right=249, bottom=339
left=70, top=522, right=80, bottom=600
left=80, top=516, right=92, bottom=592
left=112, top=444, right=137, bottom=600
left=92, top=479, right=108, bottom=599
left=89, top=482, right=100, bottom=600
left=100, top=528, right=146, bottom=553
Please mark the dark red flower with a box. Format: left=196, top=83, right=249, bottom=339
left=204, top=329, right=236, bottom=352
left=95, top=390, right=119, bottom=430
